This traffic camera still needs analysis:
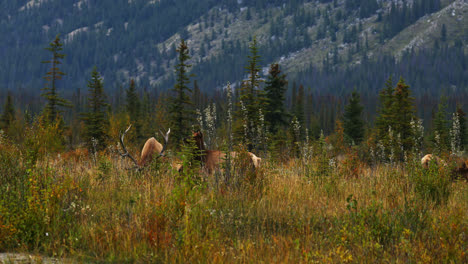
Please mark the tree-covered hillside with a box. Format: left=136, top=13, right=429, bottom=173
left=0, top=0, right=467, bottom=104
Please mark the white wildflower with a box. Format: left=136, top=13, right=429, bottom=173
left=450, top=112, right=462, bottom=156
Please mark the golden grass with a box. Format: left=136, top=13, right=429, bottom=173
left=1, top=151, right=467, bottom=263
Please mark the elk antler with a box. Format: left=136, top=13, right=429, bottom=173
left=118, top=125, right=140, bottom=170
left=158, top=128, right=171, bottom=157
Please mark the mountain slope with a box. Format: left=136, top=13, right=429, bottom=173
left=0, top=0, right=466, bottom=98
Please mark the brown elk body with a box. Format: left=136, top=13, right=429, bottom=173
left=190, top=131, right=261, bottom=174
left=421, top=154, right=468, bottom=180
left=453, top=157, right=468, bottom=180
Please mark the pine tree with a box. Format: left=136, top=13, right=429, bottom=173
left=235, top=36, right=264, bottom=151
left=374, top=77, right=416, bottom=161
left=0, top=91, right=15, bottom=132
left=343, top=91, right=365, bottom=145
left=264, top=63, right=288, bottom=134
left=294, top=84, right=306, bottom=130
left=41, top=34, right=72, bottom=125
left=391, top=77, right=416, bottom=157
left=432, top=95, right=449, bottom=152
left=291, top=82, right=297, bottom=112
left=169, top=39, right=195, bottom=147
left=81, top=67, right=109, bottom=151
left=375, top=76, right=395, bottom=140
left=126, top=79, right=142, bottom=141
left=289, top=115, right=301, bottom=157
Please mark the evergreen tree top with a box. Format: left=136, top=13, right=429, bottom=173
left=244, top=36, right=262, bottom=89
left=41, top=34, right=72, bottom=126
left=45, top=35, right=65, bottom=54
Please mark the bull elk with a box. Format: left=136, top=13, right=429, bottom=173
left=189, top=131, right=261, bottom=174
left=118, top=125, right=171, bottom=170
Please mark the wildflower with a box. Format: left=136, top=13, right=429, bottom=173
left=434, top=131, right=441, bottom=155
left=411, top=118, right=424, bottom=156
left=204, top=103, right=217, bottom=148
left=388, top=127, right=394, bottom=163
left=196, top=108, right=203, bottom=131
left=450, top=112, right=462, bottom=155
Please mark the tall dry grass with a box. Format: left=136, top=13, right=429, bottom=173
left=0, top=143, right=467, bottom=263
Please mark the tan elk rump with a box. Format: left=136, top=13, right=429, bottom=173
left=118, top=125, right=171, bottom=170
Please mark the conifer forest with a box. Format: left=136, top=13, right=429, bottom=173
left=0, top=0, right=467, bottom=262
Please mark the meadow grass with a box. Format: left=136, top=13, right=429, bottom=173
left=0, top=146, right=467, bottom=263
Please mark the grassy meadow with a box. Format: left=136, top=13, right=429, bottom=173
left=0, top=139, right=467, bottom=263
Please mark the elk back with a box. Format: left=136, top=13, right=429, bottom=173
left=139, top=137, right=163, bottom=167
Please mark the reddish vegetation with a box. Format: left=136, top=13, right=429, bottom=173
left=61, top=148, right=89, bottom=162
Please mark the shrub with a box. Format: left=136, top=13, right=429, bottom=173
left=343, top=195, right=429, bottom=248
left=338, top=150, right=363, bottom=178
left=409, top=160, right=451, bottom=206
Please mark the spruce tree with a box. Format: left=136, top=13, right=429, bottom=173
left=343, top=91, right=365, bottom=145
left=291, top=82, right=297, bottom=113
left=81, top=67, right=109, bottom=151
left=169, top=39, right=195, bottom=147
left=432, top=95, right=449, bottom=152
left=374, top=77, right=416, bottom=161
left=42, top=34, right=72, bottom=125
left=294, top=84, right=306, bottom=130
left=235, top=36, right=264, bottom=151
left=375, top=76, right=395, bottom=140
left=391, top=77, right=416, bottom=157
left=126, top=79, right=142, bottom=141
left=264, top=63, right=288, bottom=134
left=0, top=91, right=15, bottom=132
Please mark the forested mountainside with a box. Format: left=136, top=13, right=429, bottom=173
left=0, top=0, right=467, bottom=104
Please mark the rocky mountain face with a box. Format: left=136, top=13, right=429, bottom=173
left=0, top=0, right=467, bottom=97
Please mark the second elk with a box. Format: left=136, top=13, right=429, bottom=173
left=187, top=131, right=261, bottom=175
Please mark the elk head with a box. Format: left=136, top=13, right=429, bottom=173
left=184, top=130, right=205, bottom=150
